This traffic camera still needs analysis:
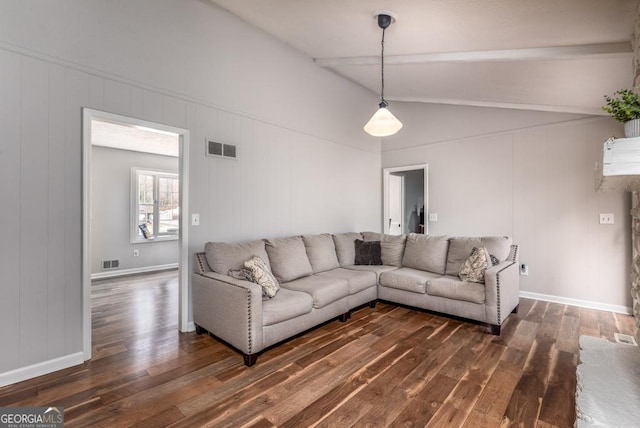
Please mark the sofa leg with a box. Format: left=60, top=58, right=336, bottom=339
left=511, top=304, right=520, bottom=314
left=490, top=324, right=501, bottom=335
left=195, top=324, right=204, bottom=335
left=369, top=300, right=377, bottom=309
left=243, top=353, right=258, bottom=367
left=339, top=313, right=349, bottom=322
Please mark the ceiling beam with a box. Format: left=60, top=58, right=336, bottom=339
left=315, top=42, right=632, bottom=67
left=387, top=95, right=608, bottom=116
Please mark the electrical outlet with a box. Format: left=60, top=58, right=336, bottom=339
left=599, top=213, right=614, bottom=224
left=520, top=263, right=529, bottom=276
left=428, top=213, right=438, bottom=222
left=133, top=249, right=139, bottom=257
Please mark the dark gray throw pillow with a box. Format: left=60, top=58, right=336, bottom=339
left=354, top=239, right=382, bottom=265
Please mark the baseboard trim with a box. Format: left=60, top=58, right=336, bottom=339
left=0, top=352, right=84, bottom=388
left=520, top=291, right=632, bottom=315
left=91, top=263, right=179, bottom=280
left=184, top=322, right=196, bottom=333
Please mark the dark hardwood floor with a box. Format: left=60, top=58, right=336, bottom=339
left=0, top=270, right=637, bottom=427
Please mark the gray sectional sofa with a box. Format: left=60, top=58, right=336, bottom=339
left=193, top=232, right=519, bottom=366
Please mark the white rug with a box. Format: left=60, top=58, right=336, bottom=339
left=576, top=336, right=640, bottom=427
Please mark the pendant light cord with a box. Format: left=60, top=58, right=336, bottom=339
left=380, top=27, right=386, bottom=105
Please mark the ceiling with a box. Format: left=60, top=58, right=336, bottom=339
left=208, top=0, right=639, bottom=116
left=92, top=120, right=179, bottom=157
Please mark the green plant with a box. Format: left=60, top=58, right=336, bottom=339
left=602, top=89, right=640, bottom=122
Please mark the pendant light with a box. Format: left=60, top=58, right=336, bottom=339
left=364, top=11, right=403, bottom=137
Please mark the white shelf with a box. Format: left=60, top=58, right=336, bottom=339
left=596, top=137, right=640, bottom=192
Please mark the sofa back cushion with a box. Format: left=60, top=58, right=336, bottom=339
left=361, top=232, right=406, bottom=267
left=445, top=236, right=513, bottom=276
left=265, top=236, right=314, bottom=283
left=332, top=232, right=363, bottom=266
left=205, top=239, right=271, bottom=275
left=302, top=234, right=340, bottom=274
left=402, top=234, right=449, bottom=274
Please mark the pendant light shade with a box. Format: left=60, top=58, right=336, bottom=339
left=364, top=11, right=402, bottom=137
left=364, top=102, right=403, bottom=137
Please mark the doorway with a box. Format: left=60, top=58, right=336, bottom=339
left=81, top=109, right=191, bottom=361
left=383, top=164, right=428, bottom=235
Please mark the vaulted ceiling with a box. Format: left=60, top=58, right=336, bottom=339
left=208, top=0, right=639, bottom=116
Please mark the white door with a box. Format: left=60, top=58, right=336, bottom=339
left=388, top=174, right=404, bottom=235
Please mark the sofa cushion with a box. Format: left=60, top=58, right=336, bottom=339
left=402, top=234, right=449, bottom=274
left=427, top=276, right=486, bottom=304
left=458, top=247, right=491, bottom=284
left=265, top=236, right=314, bottom=283
left=362, top=232, right=406, bottom=266
left=354, top=240, right=382, bottom=265
left=332, top=232, right=363, bottom=266
left=317, top=268, right=377, bottom=295
left=280, top=275, right=349, bottom=309
left=379, top=267, right=442, bottom=294
left=445, top=236, right=513, bottom=276
left=302, top=234, right=340, bottom=274
left=244, top=255, right=280, bottom=298
left=262, top=288, right=313, bottom=326
left=205, top=239, right=271, bottom=276
left=343, top=264, right=398, bottom=283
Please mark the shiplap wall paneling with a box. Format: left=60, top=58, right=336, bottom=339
left=512, top=128, right=549, bottom=297
left=383, top=117, right=632, bottom=311
left=65, top=68, right=89, bottom=353
left=0, top=50, right=22, bottom=372
left=103, top=79, right=132, bottom=118
left=20, top=56, right=50, bottom=366
left=47, top=63, right=68, bottom=359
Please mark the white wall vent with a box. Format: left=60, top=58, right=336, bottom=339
left=206, top=139, right=237, bottom=160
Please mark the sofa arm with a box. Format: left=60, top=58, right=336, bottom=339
left=484, top=260, right=520, bottom=326
left=193, top=271, right=264, bottom=355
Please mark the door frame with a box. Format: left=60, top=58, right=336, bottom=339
left=387, top=173, right=405, bottom=234
left=383, top=164, right=428, bottom=234
left=81, top=108, right=191, bottom=360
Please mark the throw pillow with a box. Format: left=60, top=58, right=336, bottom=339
left=244, top=255, right=280, bottom=298
left=228, top=268, right=256, bottom=283
left=459, top=247, right=491, bottom=284
left=489, top=254, right=500, bottom=266
left=354, top=239, right=382, bottom=265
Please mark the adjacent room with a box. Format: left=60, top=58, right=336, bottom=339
left=0, top=0, right=639, bottom=426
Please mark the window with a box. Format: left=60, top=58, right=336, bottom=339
left=131, top=168, right=179, bottom=242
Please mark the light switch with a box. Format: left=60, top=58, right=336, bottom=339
left=192, top=213, right=200, bottom=226
left=428, top=213, right=438, bottom=222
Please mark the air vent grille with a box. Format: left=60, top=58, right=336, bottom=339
left=102, top=259, right=120, bottom=271
left=223, top=144, right=236, bottom=158
left=206, top=139, right=237, bottom=160
left=207, top=140, right=223, bottom=156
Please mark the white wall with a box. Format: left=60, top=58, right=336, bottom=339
left=91, top=146, right=179, bottom=276
left=0, top=0, right=380, bottom=383
left=383, top=103, right=631, bottom=312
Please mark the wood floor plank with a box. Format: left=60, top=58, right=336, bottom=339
left=392, top=373, right=459, bottom=427
left=536, top=349, right=577, bottom=427
left=0, top=271, right=636, bottom=428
